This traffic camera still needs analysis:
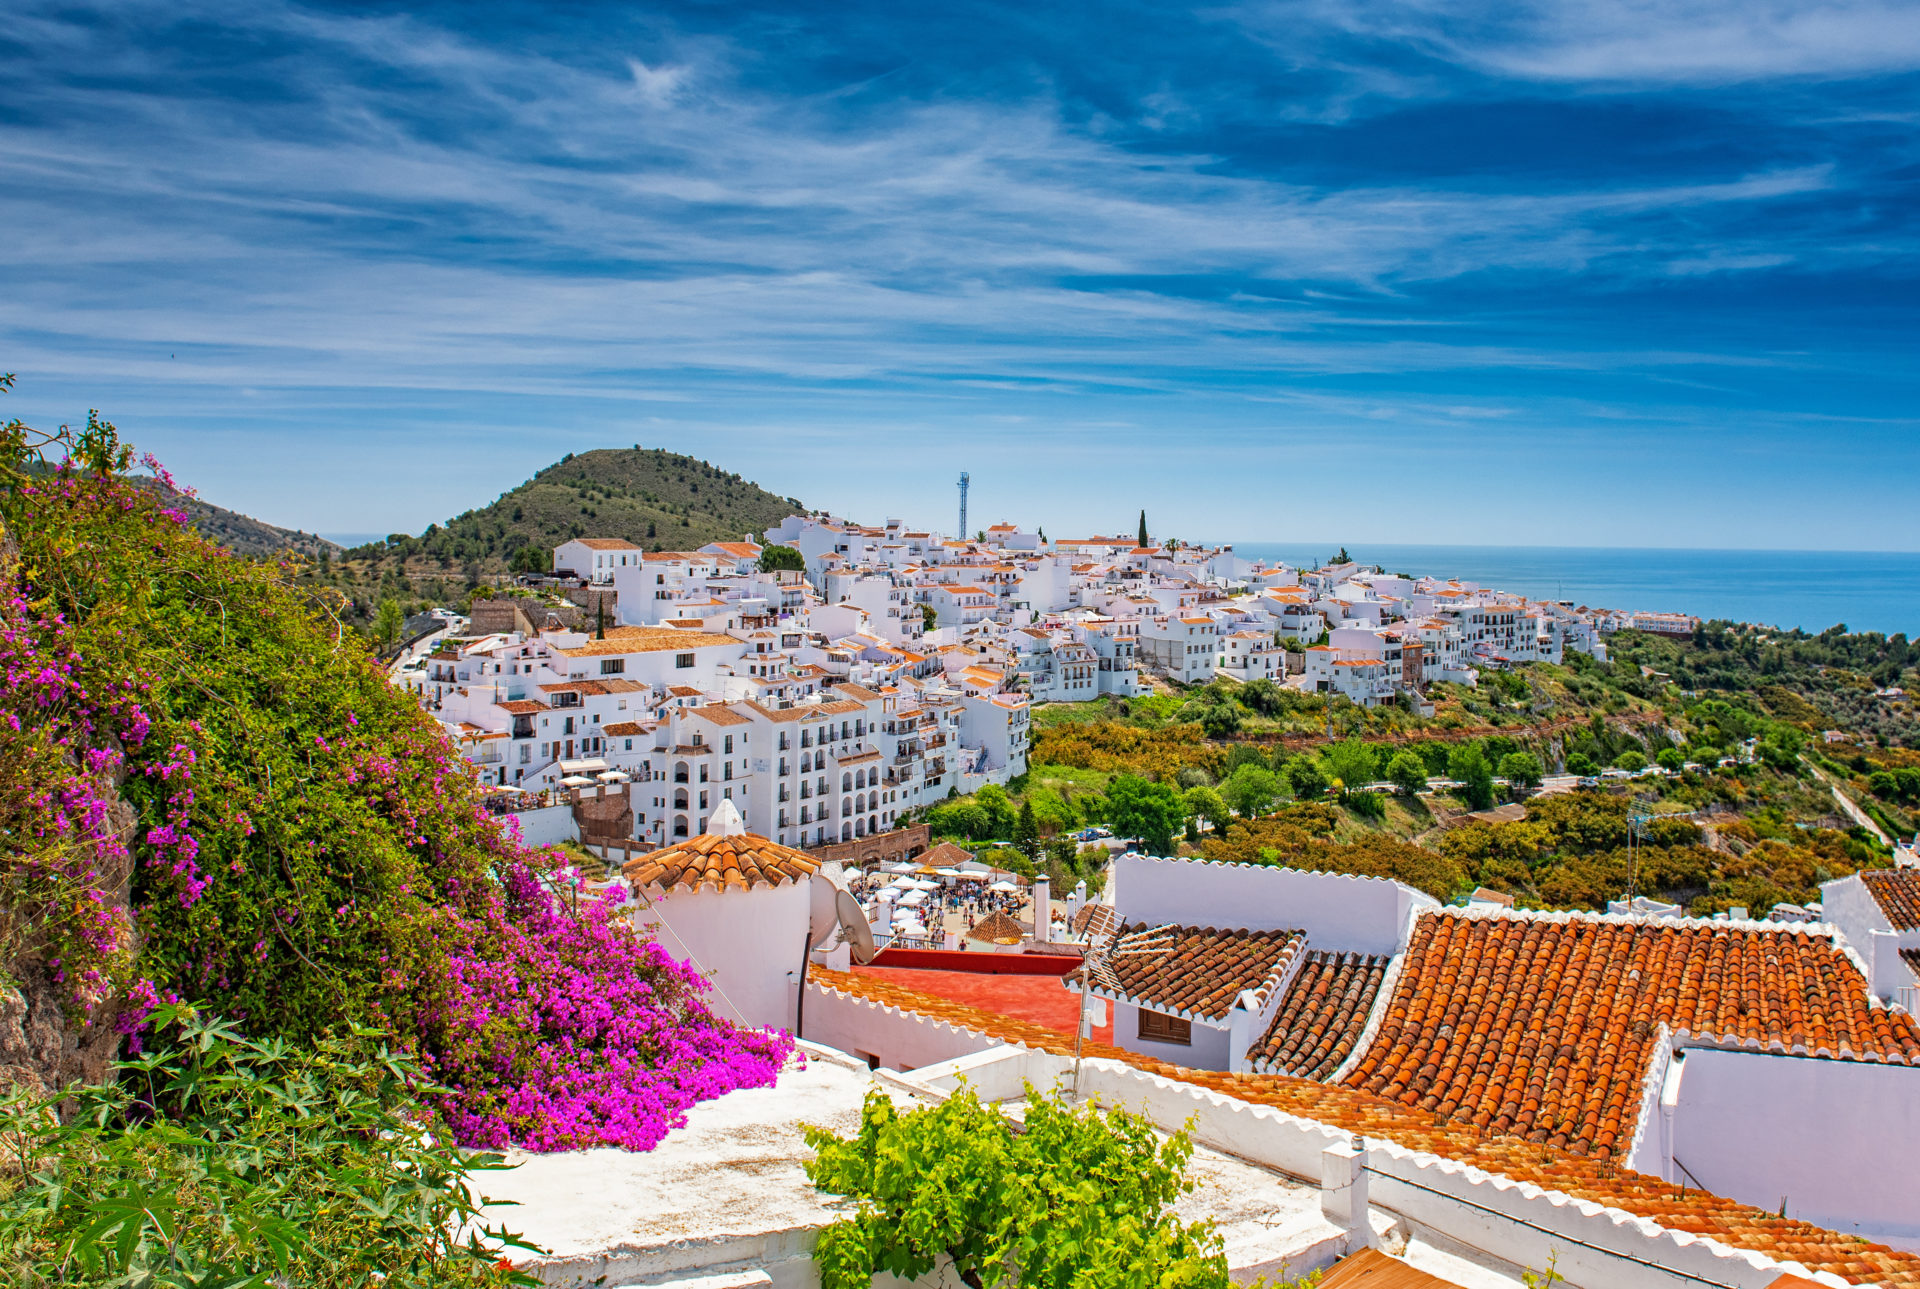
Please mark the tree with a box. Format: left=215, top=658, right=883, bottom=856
left=1386, top=750, right=1429, bottom=798
left=920, top=604, right=937, bottom=632
left=1221, top=763, right=1280, bottom=818
left=759, top=543, right=804, bottom=573
left=373, top=598, right=404, bottom=650
left=1104, top=775, right=1186, bottom=855
left=1285, top=755, right=1329, bottom=800
left=1319, top=739, right=1378, bottom=794
left=1499, top=751, right=1544, bottom=793
left=1614, top=750, right=1648, bottom=772
left=930, top=801, right=990, bottom=839
left=1138, top=509, right=1149, bottom=548
left=1656, top=746, right=1687, bottom=773
left=1181, top=683, right=1241, bottom=737
left=1449, top=743, right=1497, bottom=811
left=1332, top=546, right=1351, bottom=564
left=805, top=1087, right=1235, bottom=1289
left=1566, top=751, right=1597, bottom=776
left=974, top=784, right=1019, bottom=838
left=1013, top=798, right=1041, bottom=863
left=1238, top=677, right=1287, bottom=717
left=1183, top=785, right=1232, bottom=835
left=508, top=543, right=547, bottom=575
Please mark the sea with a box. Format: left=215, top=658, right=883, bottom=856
left=1226, top=544, right=1920, bottom=638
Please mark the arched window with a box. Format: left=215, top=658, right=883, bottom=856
left=842, top=772, right=852, bottom=792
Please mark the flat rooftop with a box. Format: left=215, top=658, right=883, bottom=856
left=851, top=963, right=1114, bottom=1045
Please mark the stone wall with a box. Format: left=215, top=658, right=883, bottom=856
left=805, top=823, right=932, bottom=869
left=571, top=782, right=635, bottom=847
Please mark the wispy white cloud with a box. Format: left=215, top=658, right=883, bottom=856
left=0, top=0, right=1915, bottom=548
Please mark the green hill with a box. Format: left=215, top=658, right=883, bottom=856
left=344, top=446, right=805, bottom=572
left=141, top=481, right=343, bottom=560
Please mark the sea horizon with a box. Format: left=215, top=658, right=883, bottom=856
left=1225, top=542, right=1919, bottom=637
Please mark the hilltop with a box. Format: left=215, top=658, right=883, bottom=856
left=140, top=481, right=343, bottom=561
left=342, top=446, right=804, bottom=572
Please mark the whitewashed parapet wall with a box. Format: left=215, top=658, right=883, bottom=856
left=801, top=979, right=1005, bottom=1073
left=1112, top=855, right=1436, bottom=956
left=1075, top=1059, right=1856, bottom=1289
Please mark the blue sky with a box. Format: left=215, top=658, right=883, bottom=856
left=2, top=0, right=1918, bottom=549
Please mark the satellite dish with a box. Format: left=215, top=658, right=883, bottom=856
left=835, top=889, right=878, bottom=965
left=808, top=876, right=842, bottom=950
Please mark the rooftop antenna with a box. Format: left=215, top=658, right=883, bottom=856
left=1071, top=923, right=1176, bottom=1097
left=957, top=472, right=969, bottom=541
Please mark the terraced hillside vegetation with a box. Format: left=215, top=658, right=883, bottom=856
left=921, top=626, right=1915, bottom=916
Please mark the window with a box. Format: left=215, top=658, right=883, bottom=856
left=724, top=734, right=734, bottom=754
left=600, top=659, right=624, bottom=675
left=676, top=653, right=695, bottom=668
left=1137, top=1010, right=1190, bottom=1046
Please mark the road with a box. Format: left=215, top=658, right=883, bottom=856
left=1802, top=759, right=1891, bottom=846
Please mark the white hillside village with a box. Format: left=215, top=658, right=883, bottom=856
left=411, top=503, right=1690, bottom=855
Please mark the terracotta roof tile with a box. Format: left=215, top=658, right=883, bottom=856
left=1252, top=950, right=1390, bottom=1080
left=1343, top=911, right=1920, bottom=1160
left=1092, top=923, right=1305, bottom=1022
left=917, top=841, right=976, bottom=869
left=968, top=910, right=1026, bottom=944
left=806, top=968, right=1920, bottom=1287
left=1071, top=903, right=1118, bottom=939
left=1863, top=871, right=1920, bottom=931
left=621, top=832, right=819, bottom=894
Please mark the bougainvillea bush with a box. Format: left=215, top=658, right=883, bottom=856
left=0, top=382, right=790, bottom=1153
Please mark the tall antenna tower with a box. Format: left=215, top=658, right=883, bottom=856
left=957, top=472, right=970, bottom=539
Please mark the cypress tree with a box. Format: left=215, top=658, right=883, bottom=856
left=1137, top=510, right=1148, bottom=548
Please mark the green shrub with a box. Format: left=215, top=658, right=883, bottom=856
left=0, top=1007, right=530, bottom=1288
left=805, top=1086, right=1232, bottom=1288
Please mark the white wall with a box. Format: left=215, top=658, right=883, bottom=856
left=1820, top=873, right=1889, bottom=968
left=1113, top=856, right=1434, bottom=956
left=511, top=804, right=578, bottom=847
left=1110, top=1001, right=1233, bottom=1070
left=637, top=880, right=813, bottom=1033
left=1665, top=1046, right=1920, bottom=1248
left=800, top=981, right=1003, bottom=1072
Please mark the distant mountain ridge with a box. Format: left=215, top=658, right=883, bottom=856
left=131, top=480, right=342, bottom=560
left=344, top=446, right=806, bottom=571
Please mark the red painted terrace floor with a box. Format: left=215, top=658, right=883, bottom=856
left=849, top=965, right=1114, bottom=1046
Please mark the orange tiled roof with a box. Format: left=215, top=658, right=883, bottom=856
left=1072, top=903, right=1119, bottom=939
left=622, top=832, right=818, bottom=893
left=968, top=910, right=1026, bottom=943
left=807, top=968, right=1920, bottom=1286
left=1251, top=950, right=1390, bottom=1080
left=1093, top=923, right=1304, bottom=1022
left=917, top=841, right=976, bottom=869
left=1862, top=870, right=1920, bottom=931
left=556, top=627, right=739, bottom=657
left=1343, top=911, right=1920, bottom=1160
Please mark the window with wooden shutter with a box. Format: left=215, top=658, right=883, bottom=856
left=1137, top=1009, right=1190, bottom=1046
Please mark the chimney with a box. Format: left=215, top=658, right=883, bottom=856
left=1032, top=875, right=1051, bottom=943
